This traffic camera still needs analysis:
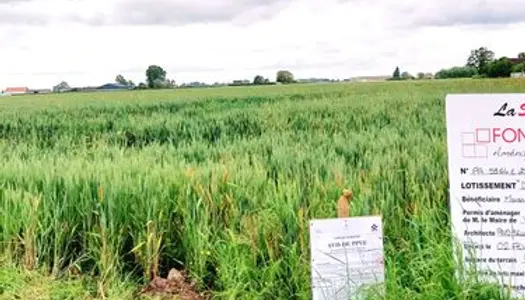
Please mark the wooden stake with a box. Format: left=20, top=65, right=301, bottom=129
left=337, top=189, right=353, bottom=218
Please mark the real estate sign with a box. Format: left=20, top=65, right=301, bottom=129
left=445, top=94, right=525, bottom=297
left=309, top=216, right=385, bottom=300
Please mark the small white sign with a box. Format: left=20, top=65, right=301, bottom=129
left=445, top=94, right=525, bottom=297
left=309, top=215, right=385, bottom=300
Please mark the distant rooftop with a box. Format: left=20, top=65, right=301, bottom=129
left=5, top=87, right=29, bottom=93
left=98, top=83, right=130, bottom=89
left=509, top=57, right=525, bottom=64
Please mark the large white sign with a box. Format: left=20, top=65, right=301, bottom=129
left=446, top=94, right=525, bottom=296
left=309, top=216, right=385, bottom=300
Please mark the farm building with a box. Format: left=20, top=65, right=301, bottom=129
left=4, top=87, right=29, bottom=94
left=29, top=89, right=52, bottom=94
left=351, top=75, right=390, bottom=82
left=97, top=83, right=130, bottom=90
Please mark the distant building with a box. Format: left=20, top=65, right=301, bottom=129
left=509, top=58, right=525, bottom=65
left=5, top=87, right=29, bottom=94
left=511, top=72, right=525, bottom=78
left=29, top=88, right=52, bottom=94
left=230, top=79, right=251, bottom=86
left=180, top=81, right=213, bottom=88
left=97, top=83, right=131, bottom=90
left=69, top=86, right=98, bottom=93
left=296, top=78, right=333, bottom=83
left=351, top=75, right=390, bottom=82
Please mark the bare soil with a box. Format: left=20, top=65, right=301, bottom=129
left=140, top=269, right=210, bottom=300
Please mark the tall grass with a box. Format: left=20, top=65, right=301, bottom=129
left=1, top=79, right=524, bottom=299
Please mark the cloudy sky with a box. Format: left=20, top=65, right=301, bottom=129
left=1, top=0, right=524, bottom=89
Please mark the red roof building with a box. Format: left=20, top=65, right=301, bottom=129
left=4, top=87, right=29, bottom=94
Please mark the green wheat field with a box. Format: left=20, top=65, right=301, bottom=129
left=1, top=78, right=524, bottom=300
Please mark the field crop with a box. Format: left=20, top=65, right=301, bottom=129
left=1, top=78, right=524, bottom=299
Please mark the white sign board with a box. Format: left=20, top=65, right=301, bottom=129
left=446, top=94, right=525, bottom=296
left=309, top=215, right=385, bottom=300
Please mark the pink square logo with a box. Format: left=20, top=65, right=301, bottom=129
left=462, top=145, right=476, bottom=158
left=476, top=128, right=491, bottom=143
left=461, top=133, right=475, bottom=145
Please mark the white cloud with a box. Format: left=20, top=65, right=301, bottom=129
left=388, top=0, right=525, bottom=27
left=0, top=0, right=524, bottom=89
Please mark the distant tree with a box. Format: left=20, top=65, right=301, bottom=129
left=151, top=79, right=165, bottom=89
left=115, top=74, right=136, bottom=88
left=417, top=72, right=433, bottom=79
left=467, top=47, right=495, bottom=75
left=115, top=74, right=128, bottom=85
left=53, top=81, right=71, bottom=92
left=136, top=82, right=148, bottom=89
left=392, top=67, right=400, bottom=79
left=518, top=52, right=525, bottom=60
left=486, top=57, right=514, bottom=78
left=435, top=66, right=478, bottom=79
left=401, top=71, right=415, bottom=80
left=513, top=62, right=525, bottom=73
left=146, top=65, right=167, bottom=88
left=276, top=70, right=294, bottom=84
left=165, top=79, right=176, bottom=88
left=253, top=75, right=265, bottom=85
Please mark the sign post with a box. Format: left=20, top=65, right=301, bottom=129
left=445, top=94, right=525, bottom=297
left=309, top=189, right=385, bottom=300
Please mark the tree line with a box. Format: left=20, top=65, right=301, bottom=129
left=113, top=67, right=296, bottom=90
left=386, top=47, right=524, bottom=81
left=53, top=47, right=524, bottom=92
left=52, top=66, right=296, bottom=92
left=140, top=49, right=525, bottom=86
left=434, top=47, right=525, bottom=79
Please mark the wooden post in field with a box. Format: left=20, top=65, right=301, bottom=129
left=337, top=189, right=353, bottom=218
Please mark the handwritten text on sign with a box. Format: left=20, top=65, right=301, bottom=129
left=309, top=216, right=385, bottom=300
left=445, top=94, right=525, bottom=296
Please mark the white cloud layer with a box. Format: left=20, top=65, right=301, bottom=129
left=0, top=0, right=525, bottom=89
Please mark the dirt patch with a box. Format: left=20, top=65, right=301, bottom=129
left=140, top=268, right=209, bottom=300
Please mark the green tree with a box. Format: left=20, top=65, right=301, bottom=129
left=146, top=65, right=167, bottom=88
left=392, top=67, right=400, bottom=79
left=52, top=81, right=71, bottom=92
left=401, top=71, right=414, bottom=80
left=435, top=66, right=478, bottom=79
left=153, top=79, right=165, bottom=88
left=417, top=72, right=425, bottom=79
left=253, top=75, right=265, bottom=85
left=512, top=62, right=525, bottom=73
left=486, top=57, right=514, bottom=78
left=165, top=79, right=176, bottom=88
left=276, top=70, right=294, bottom=84
left=136, top=82, right=148, bottom=89
left=115, top=75, right=135, bottom=88
left=467, top=47, right=495, bottom=75
left=115, top=74, right=128, bottom=86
